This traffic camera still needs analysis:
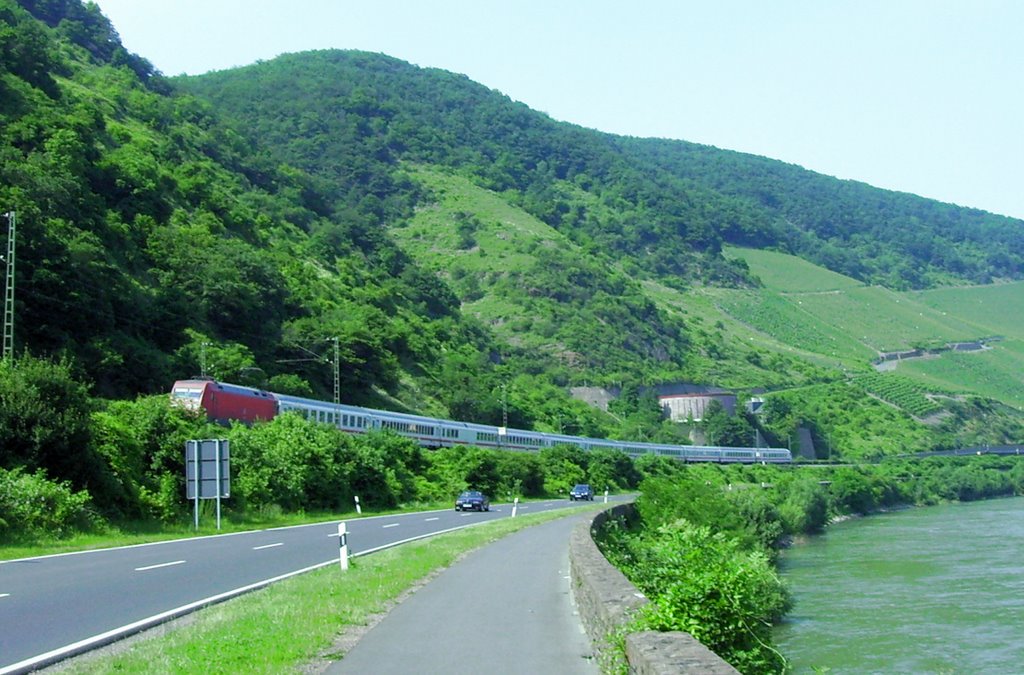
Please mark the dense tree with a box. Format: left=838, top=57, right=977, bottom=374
left=0, top=356, right=98, bottom=488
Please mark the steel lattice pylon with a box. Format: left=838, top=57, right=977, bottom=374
left=2, top=211, right=14, bottom=362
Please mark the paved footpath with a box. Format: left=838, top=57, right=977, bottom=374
left=325, top=513, right=599, bottom=675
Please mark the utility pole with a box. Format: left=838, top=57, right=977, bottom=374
left=2, top=210, right=14, bottom=363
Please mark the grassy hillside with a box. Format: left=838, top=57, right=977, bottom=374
left=913, top=281, right=1024, bottom=337
left=726, top=247, right=865, bottom=292
left=394, top=165, right=688, bottom=381
left=703, top=249, right=1024, bottom=445
left=900, top=341, right=1024, bottom=409
left=728, top=248, right=989, bottom=350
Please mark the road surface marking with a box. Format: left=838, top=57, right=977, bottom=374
left=0, top=593, right=9, bottom=598
left=253, top=543, right=284, bottom=550
left=382, top=523, right=399, bottom=529
left=425, top=517, right=439, bottom=521
left=135, top=560, right=186, bottom=572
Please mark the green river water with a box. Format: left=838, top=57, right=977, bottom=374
left=774, top=496, right=1024, bottom=673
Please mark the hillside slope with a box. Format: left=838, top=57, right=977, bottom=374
left=179, top=49, right=1024, bottom=292
left=3, top=1, right=1023, bottom=462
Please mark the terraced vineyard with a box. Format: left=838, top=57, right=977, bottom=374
left=900, top=340, right=1024, bottom=409
left=726, top=247, right=864, bottom=292
left=852, top=372, right=944, bottom=417
left=710, top=248, right=1024, bottom=415
left=794, top=286, right=981, bottom=352
left=914, top=281, right=1024, bottom=337
left=711, top=289, right=875, bottom=363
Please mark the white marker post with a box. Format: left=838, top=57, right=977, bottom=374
left=511, top=497, right=519, bottom=518
left=354, top=495, right=362, bottom=515
left=338, top=522, right=349, bottom=571
left=604, top=489, right=609, bottom=504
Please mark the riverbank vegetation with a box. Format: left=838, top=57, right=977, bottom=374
left=596, top=456, right=1024, bottom=673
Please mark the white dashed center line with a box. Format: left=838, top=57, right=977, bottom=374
left=382, top=523, right=399, bottom=529
left=253, top=543, right=284, bottom=550
left=135, top=560, right=185, bottom=572
left=425, top=517, right=440, bottom=522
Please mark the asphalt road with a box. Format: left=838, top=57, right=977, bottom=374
left=0, top=496, right=615, bottom=673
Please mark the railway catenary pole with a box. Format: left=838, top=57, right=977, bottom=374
left=333, top=336, right=340, bottom=405
left=502, top=382, right=508, bottom=428
left=2, top=210, right=14, bottom=363
left=200, top=341, right=211, bottom=377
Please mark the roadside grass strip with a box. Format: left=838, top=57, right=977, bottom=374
left=53, top=507, right=595, bottom=674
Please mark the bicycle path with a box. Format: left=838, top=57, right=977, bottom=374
left=324, top=512, right=599, bottom=674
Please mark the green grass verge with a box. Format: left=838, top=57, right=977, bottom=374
left=50, top=506, right=601, bottom=674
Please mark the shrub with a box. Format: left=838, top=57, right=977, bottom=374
left=606, top=519, right=790, bottom=673
left=0, top=468, right=98, bottom=540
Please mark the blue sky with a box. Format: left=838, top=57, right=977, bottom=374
left=95, top=1, right=1023, bottom=220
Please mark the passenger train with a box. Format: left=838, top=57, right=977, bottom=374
left=170, top=378, right=792, bottom=464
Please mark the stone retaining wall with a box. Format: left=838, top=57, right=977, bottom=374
left=569, top=503, right=739, bottom=674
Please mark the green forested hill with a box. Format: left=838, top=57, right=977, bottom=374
left=178, top=49, right=1024, bottom=291
left=2, top=0, right=1024, bottom=476
left=0, top=0, right=507, bottom=414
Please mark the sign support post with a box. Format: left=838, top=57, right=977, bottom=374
left=186, top=439, right=230, bottom=530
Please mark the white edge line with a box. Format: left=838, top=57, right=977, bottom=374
left=0, top=559, right=336, bottom=674
left=0, top=522, right=482, bottom=675
left=0, top=530, right=253, bottom=565
left=351, top=522, right=480, bottom=558
left=134, top=560, right=185, bottom=572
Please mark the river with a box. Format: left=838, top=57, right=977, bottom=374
left=774, top=496, right=1024, bottom=673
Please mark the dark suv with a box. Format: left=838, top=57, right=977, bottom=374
left=569, top=484, right=594, bottom=501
